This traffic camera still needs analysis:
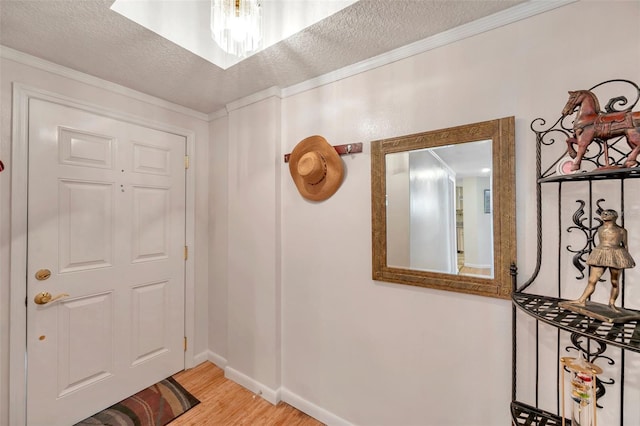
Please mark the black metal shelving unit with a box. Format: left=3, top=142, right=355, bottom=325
left=511, top=400, right=569, bottom=426
left=513, top=293, right=640, bottom=352
left=511, top=80, right=640, bottom=425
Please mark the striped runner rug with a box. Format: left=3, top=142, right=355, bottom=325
left=75, top=376, right=200, bottom=426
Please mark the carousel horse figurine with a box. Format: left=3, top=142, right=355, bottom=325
left=562, top=89, right=640, bottom=171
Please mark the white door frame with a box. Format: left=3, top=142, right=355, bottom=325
left=9, top=83, right=197, bottom=426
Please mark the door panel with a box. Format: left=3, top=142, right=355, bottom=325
left=131, top=280, right=170, bottom=365
left=132, top=186, right=170, bottom=261
left=26, top=98, right=186, bottom=426
left=58, top=127, right=115, bottom=169
left=57, top=293, right=114, bottom=397
left=58, top=180, right=114, bottom=271
left=132, top=142, right=171, bottom=175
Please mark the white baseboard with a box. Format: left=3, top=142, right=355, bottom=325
left=211, top=359, right=351, bottom=425
left=280, top=388, right=353, bottom=426
left=191, top=350, right=210, bottom=367
left=206, top=350, right=228, bottom=369
left=224, top=366, right=281, bottom=405
left=463, top=263, right=492, bottom=269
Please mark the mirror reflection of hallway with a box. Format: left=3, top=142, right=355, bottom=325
left=384, top=139, right=494, bottom=278
left=455, top=186, right=491, bottom=277
left=372, top=116, right=515, bottom=299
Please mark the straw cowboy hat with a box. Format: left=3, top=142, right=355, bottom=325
left=289, top=135, right=344, bottom=201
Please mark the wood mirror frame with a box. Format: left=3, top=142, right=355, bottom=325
left=371, top=117, right=516, bottom=299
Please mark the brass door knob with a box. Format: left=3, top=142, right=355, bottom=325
left=35, top=269, right=51, bottom=281
left=34, top=292, right=69, bottom=305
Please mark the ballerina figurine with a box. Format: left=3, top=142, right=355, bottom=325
left=571, top=209, right=635, bottom=310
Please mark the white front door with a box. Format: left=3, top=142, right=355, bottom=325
left=26, top=99, right=186, bottom=426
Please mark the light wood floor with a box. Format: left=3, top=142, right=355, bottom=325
left=457, top=253, right=491, bottom=276
left=458, top=265, right=491, bottom=276
left=170, top=362, right=324, bottom=426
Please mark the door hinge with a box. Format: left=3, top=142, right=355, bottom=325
left=184, top=245, right=188, bottom=260
left=184, top=155, right=190, bottom=169
left=184, top=337, right=187, bottom=352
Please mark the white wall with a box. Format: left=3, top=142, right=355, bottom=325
left=0, top=53, right=211, bottom=426
left=385, top=153, right=410, bottom=267
left=208, top=116, right=229, bottom=366
left=225, top=96, right=283, bottom=399
left=462, top=176, right=492, bottom=269
left=409, top=150, right=455, bottom=273
left=211, top=1, right=640, bottom=425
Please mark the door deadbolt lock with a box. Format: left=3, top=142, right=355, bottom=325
left=35, top=269, right=51, bottom=281
left=34, top=292, right=69, bottom=305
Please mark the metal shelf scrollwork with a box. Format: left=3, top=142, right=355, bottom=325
left=512, top=79, right=640, bottom=426
left=531, top=79, right=640, bottom=178
left=511, top=401, right=568, bottom=426
left=513, top=293, right=640, bottom=353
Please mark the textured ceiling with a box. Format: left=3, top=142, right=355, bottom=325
left=0, top=0, right=527, bottom=114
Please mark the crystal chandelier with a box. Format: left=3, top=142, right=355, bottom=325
left=211, top=0, right=263, bottom=59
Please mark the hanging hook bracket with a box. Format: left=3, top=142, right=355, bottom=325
left=284, top=142, right=363, bottom=163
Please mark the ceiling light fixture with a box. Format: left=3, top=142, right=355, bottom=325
left=211, top=0, right=263, bottom=59
left=111, top=0, right=356, bottom=70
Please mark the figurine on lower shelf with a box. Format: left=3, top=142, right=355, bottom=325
left=577, top=209, right=634, bottom=308
left=560, top=209, right=640, bottom=323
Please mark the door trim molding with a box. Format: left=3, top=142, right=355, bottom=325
left=9, top=83, right=197, bottom=426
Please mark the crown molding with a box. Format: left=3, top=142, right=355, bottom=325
left=2, top=0, right=576, bottom=121
left=224, top=86, right=283, bottom=113
left=0, top=45, right=210, bottom=121
left=209, top=108, right=229, bottom=121
left=211, top=86, right=284, bottom=120
left=281, top=0, right=577, bottom=99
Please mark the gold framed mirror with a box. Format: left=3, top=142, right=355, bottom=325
left=371, top=117, right=516, bottom=299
